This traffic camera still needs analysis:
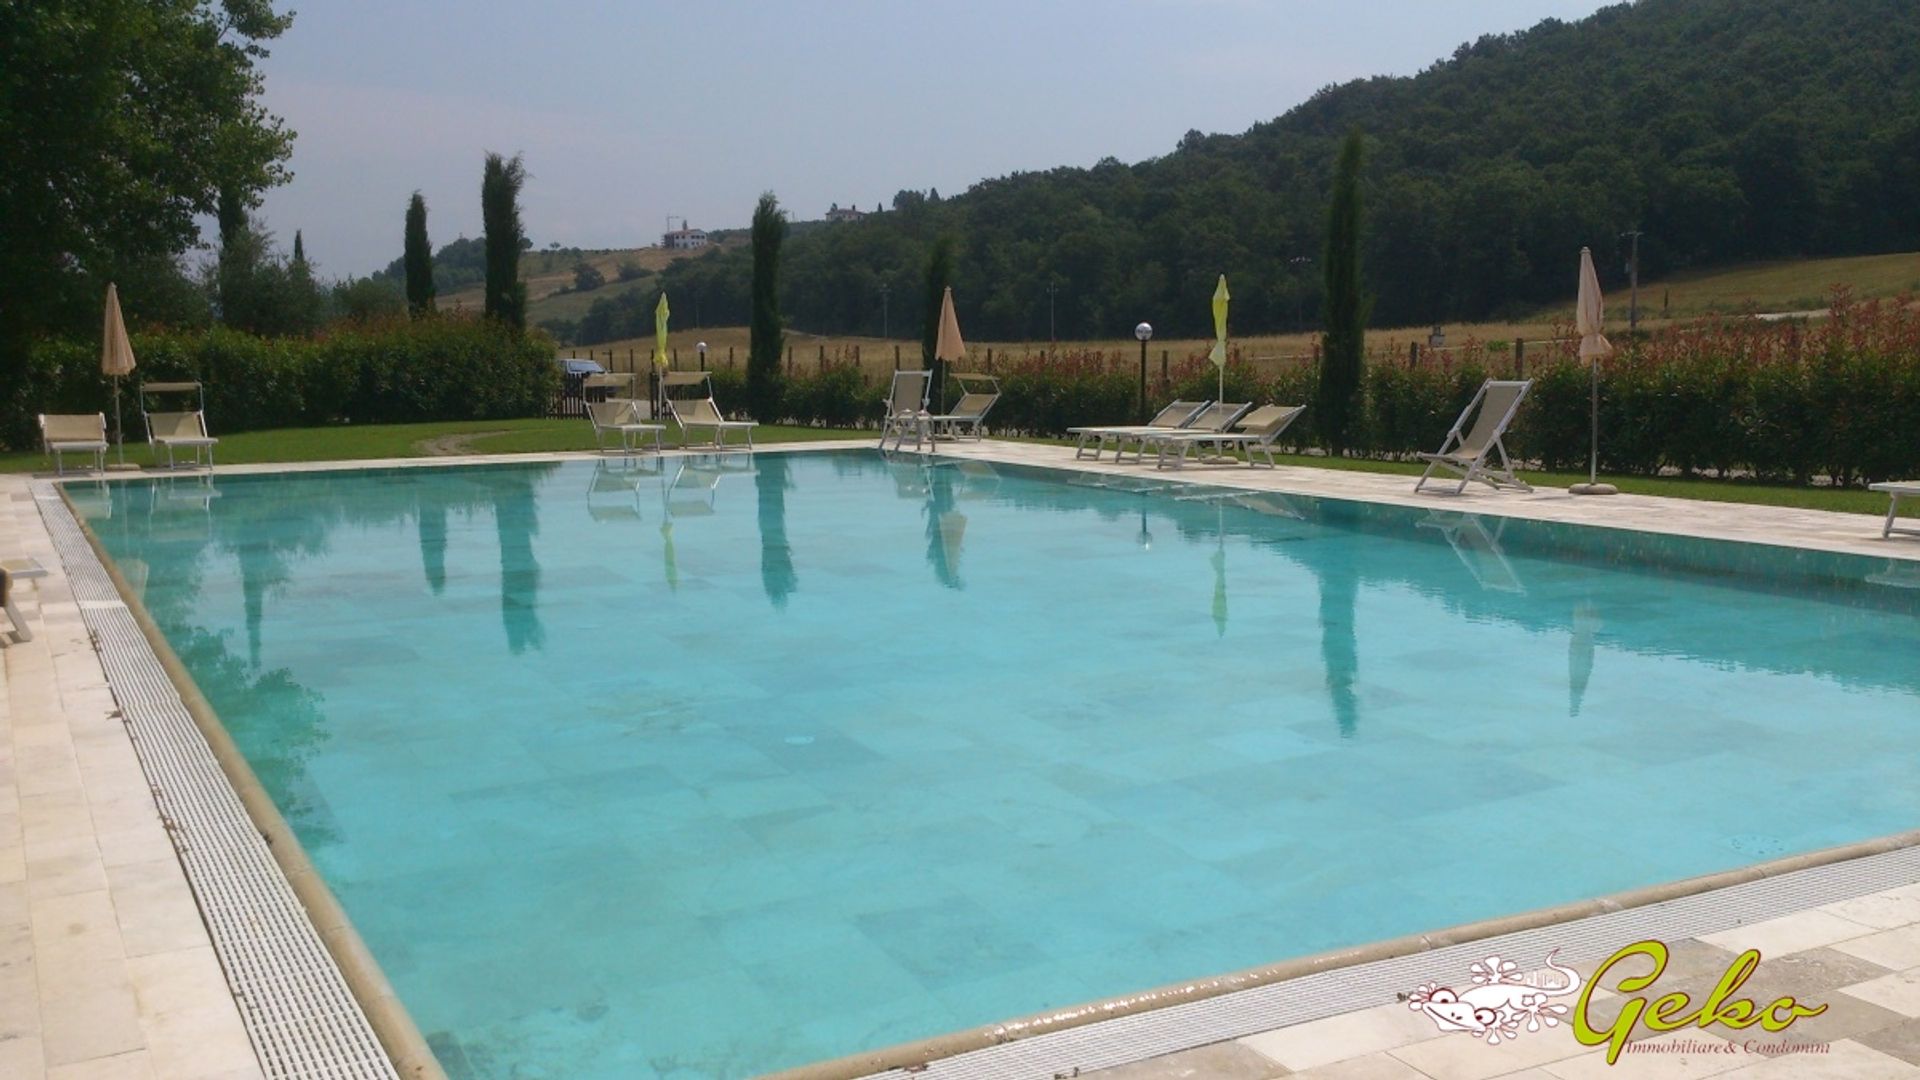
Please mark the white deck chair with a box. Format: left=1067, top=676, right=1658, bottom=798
left=1, top=557, right=48, bottom=643
left=664, top=372, right=757, bottom=450
left=927, top=373, right=1001, bottom=440
left=880, top=370, right=932, bottom=452
left=1068, top=400, right=1210, bottom=461
left=140, top=381, right=219, bottom=469
left=1153, top=404, right=1307, bottom=469
left=1414, top=379, right=1535, bottom=494
left=38, top=413, right=108, bottom=475
left=582, top=373, right=664, bottom=454
left=1122, top=401, right=1252, bottom=463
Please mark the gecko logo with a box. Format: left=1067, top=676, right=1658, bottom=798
left=1405, top=941, right=1828, bottom=1065
left=1405, top=951, right=1582, bottom=1045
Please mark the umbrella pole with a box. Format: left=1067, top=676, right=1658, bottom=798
left=1588, top=358, right=1597, bottom=486
left=113, top=374, right=125, bottom=466
left=1571, top=356, right=1617, bottom=495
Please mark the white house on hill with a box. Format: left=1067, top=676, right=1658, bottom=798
left=663, top=226, right=709, bottom=250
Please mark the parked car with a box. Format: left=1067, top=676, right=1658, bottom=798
left=556, top=357, right=606, bottom=376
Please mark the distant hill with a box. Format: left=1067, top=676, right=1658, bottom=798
left=566, top=0, right=1916, bottom=346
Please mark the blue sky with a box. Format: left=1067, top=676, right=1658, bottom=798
left=255, top=1, right=1615, bottom=276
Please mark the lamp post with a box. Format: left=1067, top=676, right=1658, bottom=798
left=1135, top=322, right=1153, bottom=424
left=697, top=341, right=708, bottom=372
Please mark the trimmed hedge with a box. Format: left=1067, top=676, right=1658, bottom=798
left=7, top=317, right=558, bottom=450
left=16, top=298, right=1914, bottom=489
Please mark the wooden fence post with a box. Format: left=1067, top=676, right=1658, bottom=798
left=1160, top=349, right=1168, bottom=390
left=894, top=344, right=901, bottom=370
left=1514, top=337, right=1526, bottom=377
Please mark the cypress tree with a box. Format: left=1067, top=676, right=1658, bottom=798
left=290, top=229, right=306, bottom=270
left=404, top=191, right=435, bottom=315
left=747, top=192, right=786, bottom=421
left=481, top=152, right=527, bottom=331
left=919, top=236, right=955, bottom=407
left=1317, top=130, right=1371, bottom=456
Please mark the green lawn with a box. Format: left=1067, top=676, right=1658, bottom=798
left=4, top=418, right=1909, bottom=519
left=0, top=418, right=870, bottom=474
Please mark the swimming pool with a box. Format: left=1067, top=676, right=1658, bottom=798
left=72, top=452, right=1920, bottom=1078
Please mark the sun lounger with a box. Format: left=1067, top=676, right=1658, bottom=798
left=880, top=370, right=933, bottom=452
left=1122, top=401, right=1252, bottom=463
left=1152, top=404, right=1306, bottom=469
left=1068, top=400, right=1210, bottom=461
left=583, top=377, right=665, bottom=455
left=1, top=556, right=48, bottom=642
left=39, top=413, right=108, bottom=475
left=1869, top=482, right=1920, bottom=539
left=1414, top=379, right=1534, bottom=494
left=663, top=372, right=757, bottom=450
left=926, top=373, right=1001, bottom=440
left=140, top=381, right=219, bottom=469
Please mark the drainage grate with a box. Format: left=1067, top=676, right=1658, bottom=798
left=860, top=844, right=1920, bottom=1080
left=37, top=483, right=401, bottom=1080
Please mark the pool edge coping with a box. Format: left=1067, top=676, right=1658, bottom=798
left=56, top=483, right=447, bottom=1080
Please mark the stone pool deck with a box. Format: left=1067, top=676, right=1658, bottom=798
left=2, top=471, right=261, bottom=1079
left=1, top=442, right=1915, bottom=1079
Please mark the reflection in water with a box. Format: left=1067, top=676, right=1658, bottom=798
left=1570, top=601, right=1600, bottom=718
left=1316, top=545, right=1360, bottom=738
left=1419, top=511, right=1524, bottom=593
left=755, top=455, right=797, bottom=609
left=1210, top=503, right=1229, bottom=637
left=586, top=460, right=648, bottom=523
left=418, top=498, right=448, bottom=595
left=484, top=469, right=545, bottom=654
left=924, top=464, right=965, bottom=590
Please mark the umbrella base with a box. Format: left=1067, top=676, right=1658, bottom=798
left=1569, top=482, right=1618, bottom=496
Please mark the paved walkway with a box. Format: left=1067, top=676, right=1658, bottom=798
left=2, top=443, right=1914, bottom=1080
left=1083, top=888, right=1920, bottom=1078
left=931, top=440, right=1920, bottom=563
left=2, top=473, right=261, bottom=1078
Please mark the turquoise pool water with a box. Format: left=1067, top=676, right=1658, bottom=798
left=74, top=453, right=1920, bottom=1078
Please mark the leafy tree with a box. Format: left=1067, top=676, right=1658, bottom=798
left=481, top=152, right=527, bottom=330
left=747, top=192, right=787, bottom=421
left=0, top=0, right=295, bottom=406
left=333, top=276, right=405, bottom=321
left=1317, top=131, right=1370, bottom=456
left=919, top=235, right=956, bottom=408
left=592, top=0, right=1918, bottom=340
left=572, top=261, right=605, bottom=292
left=616, top=260, right=648, bottom=283
left=214, top=222, right=327, bottom=337
left=920, top=235, right=955, bottom=367
left=403, top=192, right=435, bottom=315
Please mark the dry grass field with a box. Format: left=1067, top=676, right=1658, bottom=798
left=550, top=249, right=1918, bottom=380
